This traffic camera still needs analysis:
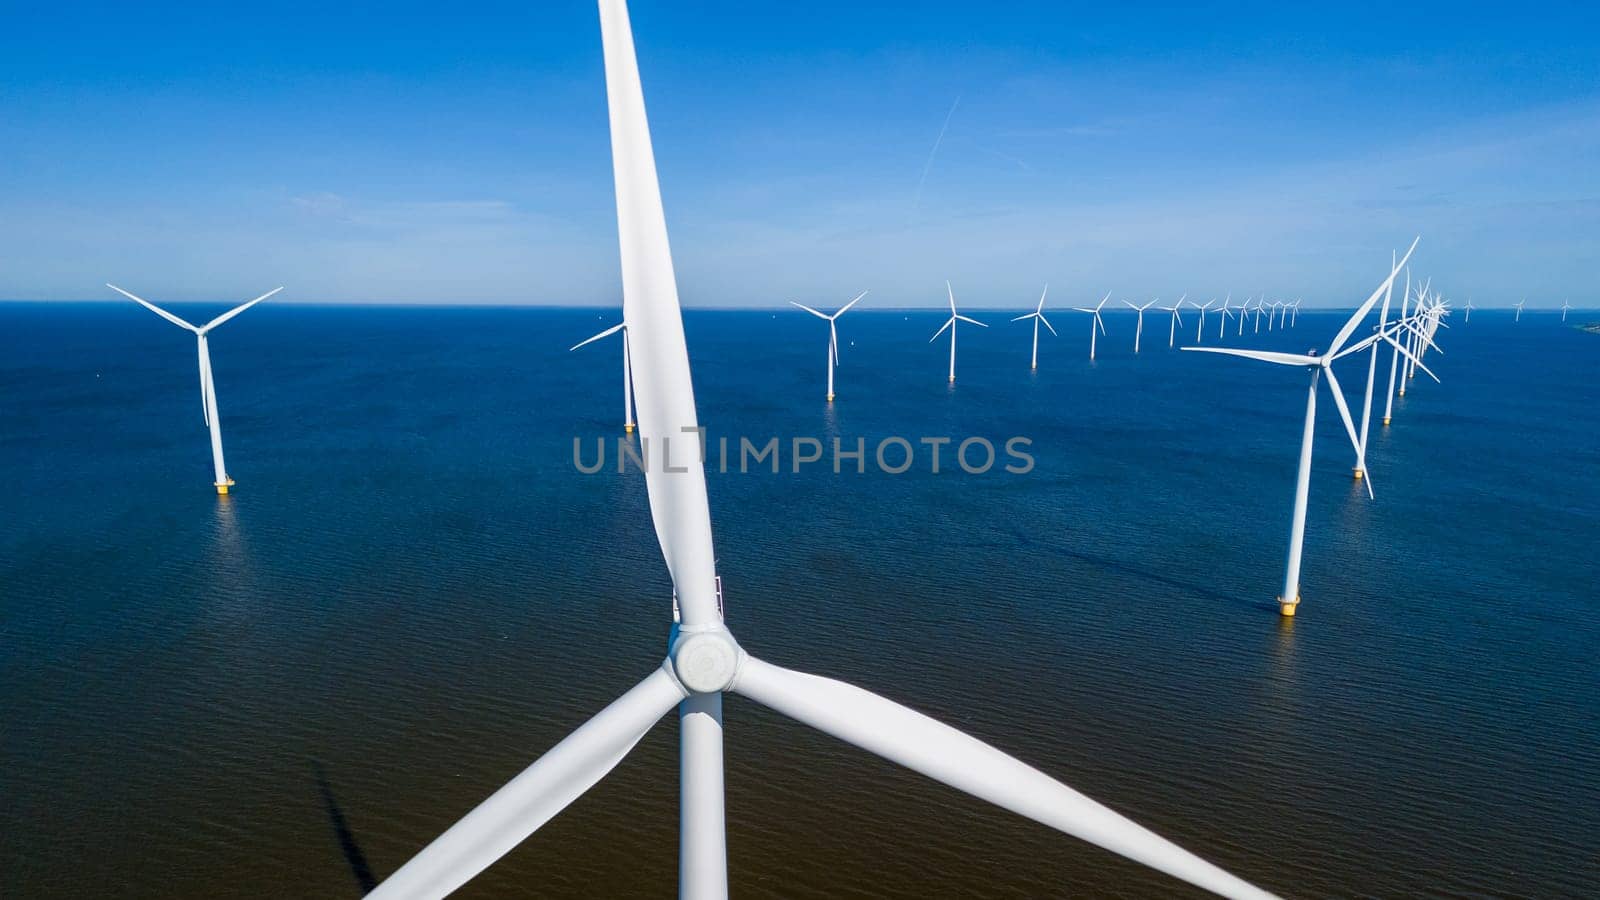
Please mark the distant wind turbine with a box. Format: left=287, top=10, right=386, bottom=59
left=1237, top=297, right=1251, bottom=336
left=1463, top=298, right=1474, bottom=324
left=1160, top=295, right=1187, bottom=348
left=931, top=282, right=986, bottom=382
left=571, top=320, right=637, bottom=431
left=1562, top=299, right=1572, bottom=322
left=1183, top=237, right=1420, bottom=615
left=1515, top=298, right=1526, bottom=322
left=109, top=283, right=282, bottom=494
left=1217, top=294, right=1235, bottom=340
left=790, top=291, right=867, bottom=401
left=1122, top=298, right=1157, bottom=353
left=1011, top=286, right=1057, bottom=369
left=1192, top=298, right=1215, bottom=344
left=1071, top=293, right=1111, bottom=360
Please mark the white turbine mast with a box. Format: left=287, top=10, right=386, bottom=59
left=931, top=282, right=987, bottom=382
left=1159, top=294, right=1187, bottom=347
left=1121, top=298, right=1157, bottom=353
left=1011, top=285, right=1057, bottom=369
left=1071, top=292, right=1111, bottom=360
left=791, top=290, right=867, bottom=401
left=570, top=319, right=637, bottom=431
left=363, top=4, right=1283, bottom=899
left=108, top=283, right=282, bottom=494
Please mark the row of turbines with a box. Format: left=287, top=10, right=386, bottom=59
left=88, top=2, right=1544, bottom=897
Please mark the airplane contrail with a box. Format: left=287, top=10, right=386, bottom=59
left=912, top=94, right=961, bottom=211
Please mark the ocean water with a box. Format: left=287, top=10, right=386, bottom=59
left=1, top=301, right=1596, bottom=898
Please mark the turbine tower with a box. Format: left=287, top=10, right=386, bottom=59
left=364, top=4, right=1283, bottom=898
left=931, top=282, right=987, bottom=382
left=1071, top=292, right=1111, bottom=360
left=1122, top=298, right=1157, bottom=353
left=570, top=320, right=636, bottom=431
left=1160, top=295, right=1186, bottom=347
left=109, top=284, right=281, bottom=494
left=790, top=291, right=867, bottom=401
left=1011, top=286, right=1057, bottom=369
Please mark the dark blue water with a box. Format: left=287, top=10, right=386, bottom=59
left=2, top=302, right=1596, bottom=898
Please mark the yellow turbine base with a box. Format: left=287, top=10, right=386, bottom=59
left=1382, top=417, right=1391, bottom=426
left=624, top=423, right=635, bottom=433
left=1278, top=596, right=1300, bottom=617
left=215, top=479, right=235, bottom=495
left=948, top=375, right=956, bottom=382
left=1353, top=468, right=1364, bottom=480
left=827, top=393, right=835, bottom=402
left=1397, top=389, right=1406, bottom=397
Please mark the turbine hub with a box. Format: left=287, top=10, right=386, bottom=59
left=671, top=629, right=740, bottom=694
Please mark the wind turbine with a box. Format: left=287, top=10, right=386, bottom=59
left=1191, top=298, right=1215, bottom=344
left=1382, top=271, right=1410, bottom=426
left=1122, top=298, right=1156, bottom=353
left=1072, top=292, right=1111, bottom=360
left=931, top=282, right=987, bottom=382
left=108, top=284, right=282, bottom=494
left=1183, top=237, right=1420, bottom=615
left=1463, top=298, right=1474, bottom=324
left=1160, top=295, right=1186, bottom=347
left=1253, top=299, right=1266, bottom=334
left=1237, top=297, right=1251, bottom=336
left=1515, top=298, right=1526, bottom=322
left=364, top=4, right=1281, bottom=899
left=1266, top=301, right=1281, bottom=332
left=1562, top=299, right=1572, bottom=322
left=570, top=320, right=636, bottom=431
left=790, top=291, right=867, bottom=400
left=1217, top=294, right=1234, bottom=340
left=1011, top=286, right=1057, bottom=369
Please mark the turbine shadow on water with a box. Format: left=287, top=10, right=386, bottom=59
left=1001, top=524, right=1275, bottom=615
left=313, top=762, right=377, bottom=895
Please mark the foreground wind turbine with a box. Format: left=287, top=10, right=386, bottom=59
left=1515, top=298, right=1526, bottom=322
left=1184, top=237, right=1420, bottom=616
left=109, top=283, right=282, bottom=494
left=1122, top=298, right=1157, bottom=353
left=1072, top=292, right=1111, bottom=360
left=365, top=5, right=1282, bottom=899
left=1160, top=295, right=1186, bottom=347
left=1011, top=286, right=1056, bottom=369
left=931, top=282, right=987, bottom=382
left=791, top=291, right=867, bottom=400
left=1562, top=299, right=1572, bottom=322
left=570, top=320, right=636, bottom=431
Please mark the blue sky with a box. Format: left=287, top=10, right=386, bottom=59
left=2, top=1, right=1596, bottom=307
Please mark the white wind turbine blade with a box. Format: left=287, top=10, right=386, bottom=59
left=1011, top=312, right=1037, bottom=322
left=108, top=284, right=201, bottom=333
left=1321, top=366, right=1373, bottom=499
left=367, top=666, right=686, bottom=899
left=1325, top=236, right=1419, bottom=357
left=833, top=290, right=868, bottom=318
left=929, top=317, right=954, bottom=342
left=789, top=301, right=831, bottom=321
left=201, top=287, right=283, bottom=332
left=1382, top=332, right=1440, bottom=383
left=197, top=338, right=212, bottom=427
left=1094, top=291, right=1111, bottom=312
left=599, top=0, right=720, bottom=626
left=947, top=281, right=957, bottom=315
left=1037, top=313, right=1057, bottom=336
left=1400, top=319, right=1444, bottom=355
left=1035, top=284, right=1049, bottom=313
left=733, top=657, right=1280, bottom=900
left=1095, top=313, right=1106, bottom=335
left=569, top=321, right=627, bottom=351
left=955, top=314, right=987, bottom=327
left=1121, top=299, right=1142, bottom=311
left=1181, top=347, right=1319, bottom=367
left=829, top=320, right=838, bottom=365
